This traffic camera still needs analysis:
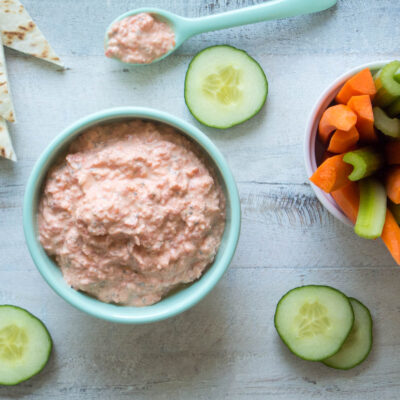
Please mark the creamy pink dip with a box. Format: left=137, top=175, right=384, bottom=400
left=105, top=13, right=175, bottom=64
left=38, top=120, right=226, bottom=306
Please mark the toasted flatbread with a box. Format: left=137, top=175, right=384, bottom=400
left=0, top=118, right=16, bottom=161
left=0, top=0, right=63, bottom=67
left=0, top=35, right=15, bottom=122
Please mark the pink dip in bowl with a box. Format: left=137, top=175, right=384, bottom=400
left=105, top=13, right=175, bottom=64
left=37, top=120, right=226, bottom=306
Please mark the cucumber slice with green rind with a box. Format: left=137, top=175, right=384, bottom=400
left=0, top=305, right=52, bottom=386
left=323, top=298, right=373, bottom=370
left=274, top=285, right=354, bottom=361
left=184, top=45, right=268, bottom=129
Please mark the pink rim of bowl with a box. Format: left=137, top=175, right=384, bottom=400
left=304, top=60, right=390, bottom=227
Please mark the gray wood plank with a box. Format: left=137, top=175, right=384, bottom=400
left=1, top=268, right=400, bottom=399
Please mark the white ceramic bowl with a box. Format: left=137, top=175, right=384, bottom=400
left=304, top=61, right=389, bottom=226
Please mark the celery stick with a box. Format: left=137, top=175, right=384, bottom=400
left=387, top=98, right=400, bottom=117
left=374, top=61, right=400, bottom=107
left=355, top=178, right=387, bottom=239
left=373, top=107, right=400, bottom=138
left=343, top=147, right=384, bottom=181
left=394, top=67, right=400, bottom=84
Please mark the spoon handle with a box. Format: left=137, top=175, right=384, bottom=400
left=184, top=0, right=336, bottom=37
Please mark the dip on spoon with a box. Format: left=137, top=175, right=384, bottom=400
left=105, top=13, right=175, bottom=64
left=104, top=0, right=337, bottom=65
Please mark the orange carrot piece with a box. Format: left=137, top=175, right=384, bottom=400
left=335, top=68, right=377, bottom=104
left=386, top=167, right=400, bottom=204
left=381, top=209, right=400, bottom=265
left=310, top=154, right=353, bottom=193
left=327, top=126, right=359, bottom=153
left=331, top=182, right=360, bottom=224
left=385, top=141, right=400, bottom=165
left=347, top=95, right=379, bottom=143
left=318, top=105, right=357, bottom=144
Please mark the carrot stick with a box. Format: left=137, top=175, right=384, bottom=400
left=310, top=154, right=353, bottom=193
left=385, top=141, right=400, bottom=165
left=331, top=182, right=360, bottom=224
left=318, top=105, right=357, bottom=144
left=327, top=126, right=359, bottom=153
left=335, top=68, right=377, bottom=104
left=347, top=95, right=378, bottom=143
left=386, top=166, right=400, bottom=204
left=381, top=209, right=400, bottom=265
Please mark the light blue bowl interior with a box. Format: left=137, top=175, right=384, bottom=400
left=23, top=107, right=241, bottom=324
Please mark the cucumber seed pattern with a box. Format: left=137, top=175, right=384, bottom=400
left=295, top=302, right=331, bottom=338
left=202, top=65, right=242, bottom=105
left=0, top=324, right=28, bottom=360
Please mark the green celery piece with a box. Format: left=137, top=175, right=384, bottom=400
left=374, top=68, right=382, bottom=91
left=387, top=98, right=400, bottom=117
left=373, top=106, right=400, bottom=138
left=395, top=67, right=400, bottom=84
left=389, top=201, right=400, bottom=224
left=355, top=178, right=387, bottom=239
left=374, top=61, right=400, bottom=107
left=343, top=147, right=384, bottom=181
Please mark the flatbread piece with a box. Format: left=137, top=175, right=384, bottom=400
left=0, top=0, right=63, bottom=67
left=0, top=117, right=16, bottom=161
left=0, top=35, right=15, bottom=122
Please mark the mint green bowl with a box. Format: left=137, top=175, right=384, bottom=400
left=23, top=107, right=241, bottom=324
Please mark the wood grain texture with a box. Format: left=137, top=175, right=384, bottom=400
left=1, top=0, right=400, bottom=398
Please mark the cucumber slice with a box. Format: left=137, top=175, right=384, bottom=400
left=184, top=45, right=268, bottom=129
left=323, top=298, right=373, bottom=370
left=274, top=285, right=354, bottom=361
left=0, top=305, right=52, bottom=385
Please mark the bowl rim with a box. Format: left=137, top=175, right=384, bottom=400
left=304, top=60, right=391, bottom=226
left=23, top=107, right=241, bottom=324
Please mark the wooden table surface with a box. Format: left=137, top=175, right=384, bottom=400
left=1, top=0, right=400, bottom=399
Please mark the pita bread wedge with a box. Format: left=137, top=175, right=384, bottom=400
left=0, top=0, right=63, bottom=67
left=0, top=118, right=16, bottom=161
left=0, top=36, right=15, bottom=122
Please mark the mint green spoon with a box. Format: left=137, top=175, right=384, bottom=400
left=105, top=0, right=337, bottom=65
